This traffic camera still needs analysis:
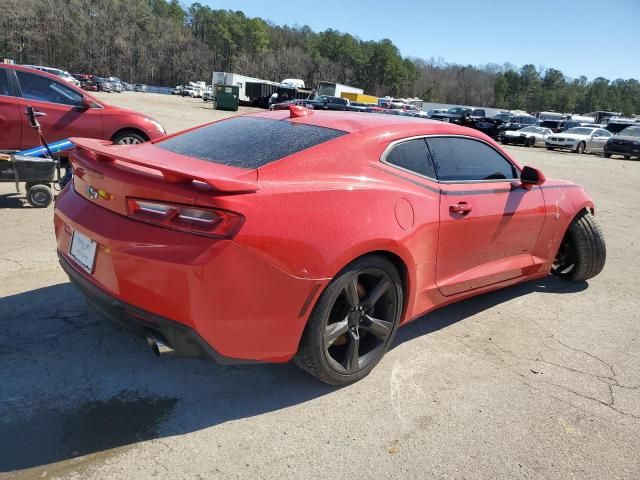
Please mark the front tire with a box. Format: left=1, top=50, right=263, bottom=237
left=575, top=141, right=586, bottom=154
left=604, top=152, right=612, bottom=158
left=294, top=255, right=403, bottom=385
left=112, top=130, right=147, bottom=145
left=552, top=210, right=606, bottom=282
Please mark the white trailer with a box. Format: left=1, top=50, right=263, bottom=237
left=212, top=72, right=278, bottom=103
left=316, top=81, right=363, bottom=98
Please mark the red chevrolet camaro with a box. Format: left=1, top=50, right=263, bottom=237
left=54, top=107, right=606, bottom=385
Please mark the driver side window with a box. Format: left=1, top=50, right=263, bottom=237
left=426, top=137, right=517, bottom=182
left=16, top=71, right=83, bottom=107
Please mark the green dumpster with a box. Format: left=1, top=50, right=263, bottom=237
left=215, top=85, right=239, bottom=111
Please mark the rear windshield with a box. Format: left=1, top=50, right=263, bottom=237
left=157, top=116, right=347, bottom=169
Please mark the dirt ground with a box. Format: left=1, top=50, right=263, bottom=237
left=1, top=93, right=639, bottom=480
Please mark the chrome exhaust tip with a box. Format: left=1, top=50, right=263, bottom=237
left=145, top=332, right=174, bottom=356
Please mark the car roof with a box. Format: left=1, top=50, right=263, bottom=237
left=250, top=109, right=484, bottom=139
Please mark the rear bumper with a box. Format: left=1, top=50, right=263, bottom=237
left=54, top=185, right=326, bottom=363
left=59, top=252, right=249, bottom=364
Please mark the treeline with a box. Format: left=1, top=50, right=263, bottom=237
left=1, top=0, right=639, bottom=115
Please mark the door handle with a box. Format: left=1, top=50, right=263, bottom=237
left=24, top=109, right=46, bottom=117
left=450, top=202, right=472, bottom=214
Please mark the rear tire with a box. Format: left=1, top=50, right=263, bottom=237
left=604, top=152, right=612, bottom=158
left=547, top=147, right=554, bottom=150
left=26, top=184, right=53, bottom=208
left=527, top=137, right=536, bottom=147
left=294, top=255, right=403, bottom=385
left=552, top=210, right=606, bottom=282
left=624, top=155, right=631, bottom=160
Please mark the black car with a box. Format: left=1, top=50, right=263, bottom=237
left=604, top=125, right=640, bottom=159
left=498, top=114, right=538, bottom=131
left=430, top=107, right=483, bottom=124
left=462, top=116, right=504, bottom=140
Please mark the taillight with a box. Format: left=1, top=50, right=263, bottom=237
left=126, top=198, right=244, bottom=238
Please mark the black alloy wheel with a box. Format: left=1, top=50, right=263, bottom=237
left=295, top=255, right=403, bottom=385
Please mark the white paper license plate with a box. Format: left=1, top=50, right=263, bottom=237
left=69, top=230, right=97, bottom=273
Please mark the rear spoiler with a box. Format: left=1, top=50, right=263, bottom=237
left=70, top=138, right=258, bottom=194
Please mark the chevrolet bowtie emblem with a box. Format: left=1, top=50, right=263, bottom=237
left=87, top=186, right=113, bottom=200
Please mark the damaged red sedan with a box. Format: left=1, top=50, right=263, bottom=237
left=54, top=108, right=605, bottom=385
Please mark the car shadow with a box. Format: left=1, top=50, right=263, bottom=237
left=0, top=275, right=587, bottom=472
left=0, top=192, right=27, bottom=208
left=394, top=275, right=586, bottom=345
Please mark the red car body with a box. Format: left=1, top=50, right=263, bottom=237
left=54, top=110, right=596, bottom=368
left=0, top=64, right=164, bottom=151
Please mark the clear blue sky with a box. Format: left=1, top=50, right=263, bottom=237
left=200, top=0, right=639, bottom=80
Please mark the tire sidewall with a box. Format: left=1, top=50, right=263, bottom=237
left=27, top=184, right=53, bottom=208
left=298, top=255, right=403, bottom=385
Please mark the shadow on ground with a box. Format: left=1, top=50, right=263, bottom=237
left=0, top=275, right=587, bottom=472
left=0, top=192, right=27, bottom=209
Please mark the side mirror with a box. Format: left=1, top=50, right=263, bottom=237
left=81, top=96, right=93, bottom=109
left=521, top=166, right=546, bottom=188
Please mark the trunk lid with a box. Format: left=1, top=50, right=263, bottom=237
left=69, top=138, right=258, bottom=216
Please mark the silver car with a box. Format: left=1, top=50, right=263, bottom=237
left=501, top=126, right=552, bottom=147
left=545, top=127, right=612, bottom=154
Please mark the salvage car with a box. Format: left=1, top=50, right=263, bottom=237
left=545, top=127, right=612, bottom=154
left=501, top=126, right=553, bottom=147
left=54, top=109, right=606, bottom=385
left=604, top=125, right=640, bottom=159
left=0, top=64, right=165, bottom=151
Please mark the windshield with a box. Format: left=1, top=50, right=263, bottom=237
left=619, top=126, right=640, bottom=137
left=565, top=128, right=594, bottom=135
left=521, top=127, right=542, bottom=133
left=446, top=108, right=467, bottom=114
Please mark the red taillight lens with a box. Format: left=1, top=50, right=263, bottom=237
left=126, top=198, right=244, bottom=238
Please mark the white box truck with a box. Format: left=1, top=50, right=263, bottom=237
left=316, top=81, right=363, bottom=98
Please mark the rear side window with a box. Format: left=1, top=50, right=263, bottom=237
left=157, top=116, right=347, bottom=168
left=385, top=139, right=436, bottom=178
left=426, top=137, right=517, bottom=181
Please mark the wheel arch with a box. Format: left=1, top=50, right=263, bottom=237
left=319, top=247, right=414, bottom=322
left=110, top=127, right=149, bottom=143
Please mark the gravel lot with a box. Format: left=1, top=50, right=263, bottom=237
left=1, top=92, right=639, bottom=480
